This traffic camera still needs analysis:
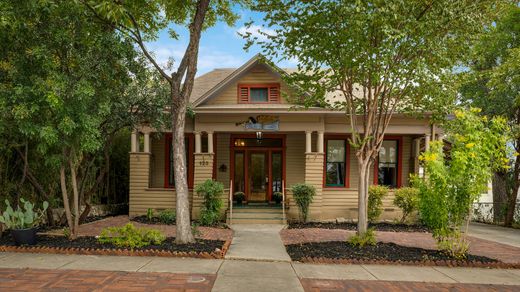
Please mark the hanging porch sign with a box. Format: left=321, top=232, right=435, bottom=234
left=236, top=115, right=280, bottom=131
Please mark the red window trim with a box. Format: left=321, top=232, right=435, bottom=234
left=164, top=133, right=195, bottom=189
left=323, top=134, right=350, bottom=189
left=237, top=83, right=281, bottom=104
left=373, top=135, right=403, bottom=188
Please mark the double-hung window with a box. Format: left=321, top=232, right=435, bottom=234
left=165, top=135, right=194, bottom=188
left=325, top=139, right=348, bottom=187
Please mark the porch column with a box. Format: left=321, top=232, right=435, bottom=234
left=207, top=131, right=214, bottom=154
left=131, top=130, right=137, bottom=152
left=305, top=130, right=312, bottom=153
left=195, top=131, right=202, bottom=153
left=317, top=131, right=324, bottom=153
left=143, top=132, right=150, bottom=153
left=425, top=134, right=431, bottom=152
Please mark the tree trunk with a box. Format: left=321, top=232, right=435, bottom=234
left=69, top=159, right=80, bottom=239
left=492, top=171, right=509, bottom=223
left=504, top=152, right=520, bottom=227
left=59, top=164, right=74, bottom=238
left=172, top=88, right=195, bottom=244
left=357, top=157, right=372, bottom=235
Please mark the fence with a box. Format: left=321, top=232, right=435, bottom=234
left=472, top=202, right=520, bottom=224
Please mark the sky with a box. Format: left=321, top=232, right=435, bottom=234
left=144, top=7, right=295, bottom=76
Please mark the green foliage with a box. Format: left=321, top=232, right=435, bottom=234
left=195, top=179, right=224, bottom=226
left=98, top=223, right=166, bottom=249
left=146, top=208, right=154, bottom=221
left=393, top=187, right=420, bottom=223
left=233, top=192, right=245, bottom=203
left=272, top=192, right=283, bottom=203
left=158, top=209, right=176, bottom=224
left=0, top=199, right=48, bottom=230
left=368, top=185, right=388, bottom=223
left=414, top=108, right=510, bottom=256
left=349, top=228, right=376, bottom=247
left=291, top=183, right=316, bottom=222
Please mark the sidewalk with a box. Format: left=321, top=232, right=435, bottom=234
left=0, top=252, right=519, bottom=291
left=225, top=224, right=291, bottom=261
left=467, top=222, right=520, bottom=248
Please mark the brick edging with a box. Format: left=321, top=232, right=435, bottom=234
left=0, top=240, right=232, bottom=259
left=296, top=256, right=520, bottom=269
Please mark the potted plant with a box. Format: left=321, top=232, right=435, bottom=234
left=0, top=198, right=48, bottom=246
left=272, top=192, right=283, bottom=204
left=233, top=192, right=246, bottom=205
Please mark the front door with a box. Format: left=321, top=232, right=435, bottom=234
left=248, top=152, right=268, bottom=202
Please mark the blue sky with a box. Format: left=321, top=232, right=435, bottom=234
left=145, top=7, right=295, bottom=76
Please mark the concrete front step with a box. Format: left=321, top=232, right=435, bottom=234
left=226, top=207, right=286, bottom=224
left=227, top=218, right=286, bottom=224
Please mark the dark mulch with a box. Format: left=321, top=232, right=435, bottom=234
left=286, top=241, right=498, bottom=264
left=288, top=222, right=430, bottom=233
left=131, top=215, right=173, bottom=225
left=0, top=234, right=224, bottom=254
left=36, top=215, right=116, bottom=232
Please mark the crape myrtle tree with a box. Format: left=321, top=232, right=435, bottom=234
left=247, top=0, right=505, bottom=236
left=459, top=4, right=520, bottom=226
left=0, top=0, right=167, bottom=238
left=83, top=0, right=242, bottom=243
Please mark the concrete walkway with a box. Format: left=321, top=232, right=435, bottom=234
left=1, top=252, right=519, bottom=290
left=225, top=224, right=291, bottom=262
left=468, top=222, right=520, bottom=248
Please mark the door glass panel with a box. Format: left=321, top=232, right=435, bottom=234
left=378, top=140, right=398, bottom=187
left=272, top=152, right=282, bottom=193
left=249, top=153, right=267, bottom=201
left=234, top=152, right=245, bottom=193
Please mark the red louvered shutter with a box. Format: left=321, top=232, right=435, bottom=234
left=268, top=86, right=280, bottom=103
left=239, top=86, right=249, bottom=103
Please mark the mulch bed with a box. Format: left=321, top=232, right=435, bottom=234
left=286, top=241, right=520, bottom=268
left=288, top=222, right=430, bottom=233
left=0, top=235, right=230, bottom=259
left=131, top=215, right=173, bottom=225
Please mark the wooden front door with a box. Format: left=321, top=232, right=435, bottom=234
left=248, top=151, right=268, bottom=202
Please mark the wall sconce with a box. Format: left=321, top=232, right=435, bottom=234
left=256, top=131, right=262, bottom=140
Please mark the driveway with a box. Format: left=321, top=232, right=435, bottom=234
left=468, top=222, right=520, bottom=248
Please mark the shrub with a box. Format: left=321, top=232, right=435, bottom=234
left=291, top=183, right=315, bottom=222
left=195, top=179, right=224, bottom=226
left=414, top=108, right=509, bottom=258
left=158, top=209, right=175, bottom=224
left=349, top=228, right=376, bottom=247
left=368, top=185, right=388, bottom=222
left=393, top=187, right=419, bottom=223
left=233, top=192, right=245, bottom=204
left=0, top=198, right=49, bottom=229
left=272, top=192, right=283, bottom=204
left=98, top=223, right=166, bottom=249
left=146, top=208, right=154, bottom=221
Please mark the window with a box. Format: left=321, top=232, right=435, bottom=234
left=325, top=139, right=347, bottom=187
left=377, top=139, right=399, bottom=188
left=238, top=84, right=280, bottom=103
left=165, top=135, right=194, bottom=188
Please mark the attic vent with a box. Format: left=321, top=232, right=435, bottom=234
left=269, top=86, right=279, bottom=102
left=238, top=84, right=280, bottom=104
left=239, top=86, right=249, bottom=103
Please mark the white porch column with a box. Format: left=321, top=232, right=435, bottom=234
left=207, top=132, right=214, bottom=154
left=131, top=130, right=137, bottom=152
left=414, top=138, right=421, bottom=157
left=195, top=131, right=202, bottom=154
left=143, top=132, right=150, bottom=153
left=317, top=131, right=324, bottom=153
left=305, top=131, right=312, bottom=153
left=425, top=134, right=431, bottom=152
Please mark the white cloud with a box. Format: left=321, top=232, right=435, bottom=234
left=236, top=25, right=276, bottom=42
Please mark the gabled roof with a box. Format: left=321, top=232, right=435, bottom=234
left=191, top=54, right=287, bottom=107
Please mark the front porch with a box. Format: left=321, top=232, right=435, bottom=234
left=128, top=115, right=437, bottom=222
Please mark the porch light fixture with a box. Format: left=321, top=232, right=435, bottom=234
left=256, top=131, right=262, bottom=140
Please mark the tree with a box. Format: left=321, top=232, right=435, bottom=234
left=247, top=0, right=503, bottom=236
left=83, top=0, right=241, bottom=243
left=459, top=5, right=520, bottom=226
left=0, top=0, right=166, bottom=238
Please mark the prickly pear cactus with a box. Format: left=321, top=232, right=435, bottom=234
left=0, top=199, right=49, bottom=230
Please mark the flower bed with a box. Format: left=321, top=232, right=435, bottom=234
left=288, top=222, right=430, bottom=233
left=0, top=234, right=231, bottom=259
left=286, top=241, right=519, bottom=268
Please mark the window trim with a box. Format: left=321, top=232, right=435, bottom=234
left=373, top=136, right=403, bottom=188
left=237, top=83, right=281, bottom=104
left=164, top=133, right=195, bottom=189
left=323, top=135, right=350, bottom=188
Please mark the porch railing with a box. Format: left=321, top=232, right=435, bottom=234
left=228, top=180, right=233, bottom=225
left=282, top=180, right=286, bottom=224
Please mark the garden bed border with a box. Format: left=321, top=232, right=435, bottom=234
left=296, top=256, right=520, bottom=269
left=0, top=239, right=232, bottom=259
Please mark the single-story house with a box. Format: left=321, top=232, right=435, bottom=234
left=129, top=54, right=439, bottom=223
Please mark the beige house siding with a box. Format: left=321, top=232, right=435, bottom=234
left=215, top=133, right=230, bottom=186
left=206, top=64, right=292, bottom=105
